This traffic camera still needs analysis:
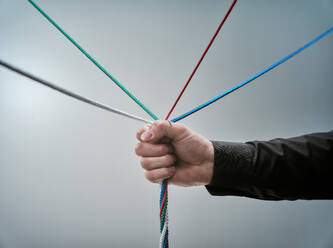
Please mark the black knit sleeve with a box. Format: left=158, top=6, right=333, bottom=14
left=205, top=131, right=333, bottom=200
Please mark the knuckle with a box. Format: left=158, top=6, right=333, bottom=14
left=154, top=120, right=164, bottom=127
left=176, top=123, right=187, bottom=132
left=153, top=120, right=169, bottom=132
left=160, top=120, right=170, bottom=128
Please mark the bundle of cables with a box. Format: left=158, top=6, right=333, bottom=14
left=1, top=0, right=332, bottom=247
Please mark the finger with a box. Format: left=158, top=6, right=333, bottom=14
left=135, top=142, right=173, bottom=157
left=140, top=154, right=176, bottom=170
left=136, top=124, right=151, bottom=141
left=140, top=120, right=189, bottom=143
left=145, top=167, right=176, bottom=183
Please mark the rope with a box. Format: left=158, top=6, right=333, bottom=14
left=159, top=180, right=168, bottom=248
left=0, top=59, right=153, bottom=124
left=165, top=0, right=238, bottom=120
left=171, top=26, right=333, bottom=123
left=161, top=1, right=238, bottom=247
left=28, top=0, right=159, bottom=121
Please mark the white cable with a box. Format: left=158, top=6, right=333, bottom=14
left=159, top=209, right=168, bottom=248
left=0, top=59, right=153, bottom=124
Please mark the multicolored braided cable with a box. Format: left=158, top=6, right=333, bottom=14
left=159, top=180, right=169, bottom=248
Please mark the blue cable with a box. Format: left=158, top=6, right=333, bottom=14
left=171, top=26, right=333, bottom=123
left=160, top=180, right=166, bottom=207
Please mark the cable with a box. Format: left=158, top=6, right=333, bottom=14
left=28, top=0, right=159, bottom=121
left=171, top=26, right=333, bottom=123
left=0, top=59, right=153, bottom=124
left=160, top=2, right=238, bottom=247
left=165, top=0, right=238, bottom=120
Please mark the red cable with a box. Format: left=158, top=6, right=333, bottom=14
left=165, top=0, right=238, bottom=120
left=160, top=181, right=168, bottom=217
left=161, top=0, right=237, bottom=217
left=160, top=2, right=238, bottom=245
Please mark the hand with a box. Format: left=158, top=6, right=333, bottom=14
left=135, top=120, right=214, bottom=187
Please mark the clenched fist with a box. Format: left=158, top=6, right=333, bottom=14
left=135, top=120, right=214, bottom=187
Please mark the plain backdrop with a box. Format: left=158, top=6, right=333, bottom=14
left=1, top=0, right=333, bottom=247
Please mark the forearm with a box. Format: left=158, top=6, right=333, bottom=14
left=206, top=131, right=333, bottom=200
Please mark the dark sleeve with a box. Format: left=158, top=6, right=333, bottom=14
left=205, top=130, right=333, bottom=200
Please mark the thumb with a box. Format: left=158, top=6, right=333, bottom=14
left=140, top=120, right=188, bottom=143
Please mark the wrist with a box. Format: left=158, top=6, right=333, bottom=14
left=202, top=141, right=214, bottom=185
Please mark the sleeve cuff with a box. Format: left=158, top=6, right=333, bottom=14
left=205, top=141, right=255, bottom=196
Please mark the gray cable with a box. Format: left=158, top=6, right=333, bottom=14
left=0, top=59, right=153, bottom=124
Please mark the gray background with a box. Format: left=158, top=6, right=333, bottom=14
left=1, top=0, right=333, bottom=247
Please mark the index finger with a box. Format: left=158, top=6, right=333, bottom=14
left=136, top=124, right=151, bottom=141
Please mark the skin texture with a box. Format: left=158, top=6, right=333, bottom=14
left=135, top=120, right=214, bottom=187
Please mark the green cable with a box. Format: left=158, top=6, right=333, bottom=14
left=28, top=0, right=159, bottom=121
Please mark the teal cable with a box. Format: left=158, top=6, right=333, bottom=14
left=28, top=0, right=159, bottom=121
